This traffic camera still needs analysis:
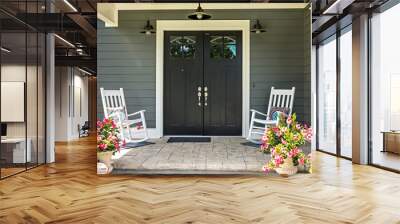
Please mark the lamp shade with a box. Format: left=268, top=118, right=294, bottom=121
left=188, top=3, right=211, bottom=20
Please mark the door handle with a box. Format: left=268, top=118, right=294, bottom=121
left=197, top=86, right=202, bottom=106
left=204, top=86, right=208, bottom=106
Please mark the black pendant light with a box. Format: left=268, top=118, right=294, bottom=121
left=140, top=20, right=155, bottom=35
left=188, top=3, right=211, bottom=20
left=251, top=20, right=266, bottom=34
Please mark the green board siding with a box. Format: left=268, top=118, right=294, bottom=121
left=97, top=16, right=157, bottom=127
left=98, top=9, right=311, bottom=128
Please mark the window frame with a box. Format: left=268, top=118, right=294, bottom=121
left=315, top=24, right=353, bottom=161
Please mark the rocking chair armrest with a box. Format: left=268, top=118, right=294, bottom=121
left=127, top=110, right=146, bottom=117
left=250, top=109, right=268, bottom=117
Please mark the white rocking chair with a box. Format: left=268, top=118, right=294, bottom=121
left=247, top=87, right=295, bottom=144
left=100, top=88, right=149, bottom=144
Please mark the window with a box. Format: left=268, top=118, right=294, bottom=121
left=317, top=27, right=353, bottom=158
left=370, top=3, right=400, bottom=171
left=0, top=2, right=47, bottom=179
left=339, top=27, right=352, bottom=158
left=317, top=35, right=337, bottom=155
left=169, top=36, right=196, bottom=58
left=210, top=35, right=237, bottom=59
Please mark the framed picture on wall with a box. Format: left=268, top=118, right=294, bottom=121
left=1, top=81, right=25, bottom=122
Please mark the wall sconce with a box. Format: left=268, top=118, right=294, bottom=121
left=140, top=20, right=155, bottom=35
left=251, top=20, right=266, bottom=34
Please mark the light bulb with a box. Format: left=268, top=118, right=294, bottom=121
left=145, top=30, right=151, bottom=35
left=256, top=30, right=261, bottom=34
left=196, top=13, right=203, bottom=19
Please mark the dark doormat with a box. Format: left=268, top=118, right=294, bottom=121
left=167, top=137, right=211, bottom=143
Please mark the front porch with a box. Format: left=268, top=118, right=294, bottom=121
left=112, top=137, right=270, bottom=174
left=97, top=2, right=313, bottom=175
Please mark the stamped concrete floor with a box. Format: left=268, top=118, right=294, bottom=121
left=111, top=137, right=270, bottom=174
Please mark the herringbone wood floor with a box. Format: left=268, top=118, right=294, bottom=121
left=1, top=136, right=400, bottom=224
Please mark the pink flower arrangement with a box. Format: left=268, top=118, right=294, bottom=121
left=97, top=118, right=124, bottom=154
left=261, top=113, right=312, bottom=173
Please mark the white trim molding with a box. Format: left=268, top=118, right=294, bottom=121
left=155, top=20, right=250, bottom=138
left=97, top=3, right=309, bottom=27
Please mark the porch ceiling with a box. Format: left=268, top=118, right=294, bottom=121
left=97, top=2, right=309, bottom=27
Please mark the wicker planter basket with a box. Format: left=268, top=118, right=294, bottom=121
left=275, top=158, right=298, bottom=177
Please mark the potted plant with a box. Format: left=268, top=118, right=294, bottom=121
left=261, top=113, right=312, bottom=176
left=97, top=118, right=123, bottom=170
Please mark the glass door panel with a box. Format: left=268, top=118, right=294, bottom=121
left=339, top=28, right=352, bottom=158
left=27, top=30, right=38, bottom=169
left=0, top=1, right=46, bottom=179
left=1, top=30, right=28, bottom=178
left=317, top=36, right=337, bottom=154
left=38, top=33, right=46, bottom=165
left=370, top=4, right=400, bottom=171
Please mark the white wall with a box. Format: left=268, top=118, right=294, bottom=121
left=55, top=66, right=69, bottom=141
left=72, top=72, right=89, bottom=138
left=55, top=66, right=89, bottom=141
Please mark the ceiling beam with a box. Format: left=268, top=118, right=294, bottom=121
left=55, top=55, right=96, bottom=71
left=322, top=0, right=356, bottom=14
left=67, top=13, right=97, bottom=46
left=312, top=15, right=335, bottom=33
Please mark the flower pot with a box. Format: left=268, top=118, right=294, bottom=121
left=97, top=162, right=112, bottom=175
left=275, top=158, right=298, bottom=177
left=97, top=151, right=113, bottom=168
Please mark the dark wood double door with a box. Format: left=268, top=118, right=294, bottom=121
left=164, top=31, right=242, bottom=136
